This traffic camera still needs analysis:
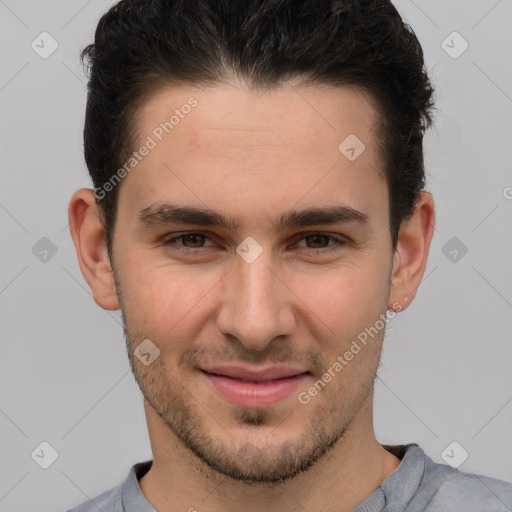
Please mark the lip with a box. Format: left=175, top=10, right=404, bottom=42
left=200, top=364, right=309, bottom=408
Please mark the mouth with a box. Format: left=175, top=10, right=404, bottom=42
left=199, top=364, right=310, bottom=408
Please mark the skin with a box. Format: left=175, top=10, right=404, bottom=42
left=68, top=80, right=435, bottom=512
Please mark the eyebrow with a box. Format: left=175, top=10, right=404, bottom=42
left=138, top=202, right=370, bottom=232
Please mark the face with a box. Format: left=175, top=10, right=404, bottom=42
left=110, top=82, right=395, bottom=483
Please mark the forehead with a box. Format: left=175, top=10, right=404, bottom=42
left=136, top=81, right=379, bottom=154
left=117, top=81, right=387, bottom=229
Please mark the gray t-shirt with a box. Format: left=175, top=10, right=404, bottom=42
left=66, top=443, right=512, bottom=511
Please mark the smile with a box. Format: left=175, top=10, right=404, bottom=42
left=200, top=365, right=310, bottom=408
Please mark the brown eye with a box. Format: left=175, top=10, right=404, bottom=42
left=304, top=234, right=330, bottom=249
left=294, top=233, right=347, bottom=254
left=180, top=233, right=207, bottom=248
left=163, top=232, right=216, bottom=253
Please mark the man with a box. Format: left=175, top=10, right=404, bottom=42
left=66, top=0, right=512, bottom=511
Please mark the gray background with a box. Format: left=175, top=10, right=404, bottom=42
left=1, top=1, right=511, bottom=510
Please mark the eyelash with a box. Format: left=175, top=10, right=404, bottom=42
left=162, top=232, right=347, bottom=256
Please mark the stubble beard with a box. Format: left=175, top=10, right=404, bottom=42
left=122, top=324, right=378, bottom=485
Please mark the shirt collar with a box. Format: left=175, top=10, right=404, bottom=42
left=121, top=443, right=425, bottom=512
left=121, top=460, right=155, bottom=511
left=352, top=443, right=426, bottom=511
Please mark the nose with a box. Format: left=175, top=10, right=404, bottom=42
left=216, top=249, right=296, bottom=351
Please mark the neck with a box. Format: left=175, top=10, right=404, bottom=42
left=139, top=395, right=401, bottom=512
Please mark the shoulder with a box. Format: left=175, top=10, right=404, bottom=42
left=65, top=484, right=122, bottom=512
left=64, top=460, right=152, bottom=512
left=414, top=453, right=512, bottom=511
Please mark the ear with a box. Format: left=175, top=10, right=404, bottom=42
left=68, top=188, right=120, bottom=310
left=388, top=191, right=435, bottom=312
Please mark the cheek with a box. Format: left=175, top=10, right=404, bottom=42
left=289, top=260, right=390, bottom=350
left=122, top=260, right=221, bottom=343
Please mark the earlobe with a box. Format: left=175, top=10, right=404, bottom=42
left=388, top=191, right=435, bottom=312
left=68, top=188, right=120, bottom=311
